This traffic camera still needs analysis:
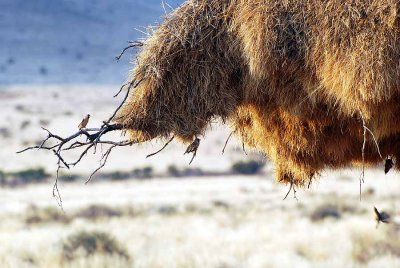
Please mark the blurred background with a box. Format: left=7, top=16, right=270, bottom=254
left=0, top=1, right=400, bottom=268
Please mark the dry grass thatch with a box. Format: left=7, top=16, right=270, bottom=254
left=115, top=0, right=400, bottom=185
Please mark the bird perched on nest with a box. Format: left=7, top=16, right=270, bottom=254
left=78, top=114, right=90, bottom=129
left=374, top=207, right=390, bottom=228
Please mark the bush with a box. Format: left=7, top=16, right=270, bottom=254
left=62, top=231, right=129, bottom=260
left=352, top=226, right=400, bottom=263
left=12, top=168, right=50, bottom=183
left=310, top=205, right=341, bottom=222
left=108, top=171, right=131, bottom=181
left=75, top=205, right=122, bottom=220
left=167, top=165, right=181, bottom=177
left=132, top=166, right=153, bottom=179
left=231, top=160, right=265, bottom=175
left=167, top=165, right=204, bottom=177
left=59, top=173, right=80, bottom=182
left=25, top=205, right=70, bottom=225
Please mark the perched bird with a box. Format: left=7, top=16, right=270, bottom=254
left=184, top=138, right=200, bottom=155
left=374, top=207, right=390, bottom=228
left=384, top=158, right=394, bottom=174
left=78, top=114, right=90, bottom=129
left=184, top=138, right=201, bottom=165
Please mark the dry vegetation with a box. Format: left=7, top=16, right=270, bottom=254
left=111, top=0, right=400, bottom=188
left=21, top=0, right=400, bottom=191
left=5, top=0, right=400, bottom=266
left=0, top=172, right=399, bottom=268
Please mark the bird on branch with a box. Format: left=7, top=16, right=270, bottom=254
left=78, top=114, right=90, bottom=129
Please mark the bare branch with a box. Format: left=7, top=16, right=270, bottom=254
left=363, top=126, right=383, bottom=159
left=222, top=131, right=234, bottom=154
left=242, top=142, right=248, bottom=155
left=115, top=41, right=144, bottom=61
left=53, top=166, right=64, bottom=211
left=17, top=122, right=128, bottom=182
left=85, top=145, right=116, bottom=184
left=105, top=78, right=143, bottom=124
left=114, top=82, right=129, bottom=98
left=146, top=136, right=175, bottom=158
left=283, top=178, right=298, bottom=201
left=53, top=149, right=70, bottom=169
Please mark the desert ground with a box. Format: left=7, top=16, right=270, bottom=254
left=0, top=85, right=399, bottom=268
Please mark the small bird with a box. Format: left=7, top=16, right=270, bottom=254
left=184, top=138, right=201, bottom=165
left=384, top=158, right=394, bottom=174
left=374, top=207, right=390, bottom=228
left=184, top=138, right=200, bottom=155
left=78, top=114, right=90, bottom=129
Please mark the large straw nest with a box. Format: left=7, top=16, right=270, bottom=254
left=115, top=0, right=400, bottom=185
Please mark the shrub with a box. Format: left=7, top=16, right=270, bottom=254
left=75, top=205, right=122, bottom=220
left=132, top=166, right=153, bottom=179
left=25, top=205, right=70, bottom=225
left=12, top=168, right=50, bottom=183
left=108, top=171, right=131, bottom=181
left=58, top=173, right=80, bottom=182
left=62, top=231, right=129, bottom=260
left=310, top=205, right=341, bottom=222
left=352, top=226, right=400, bottom=263
left=167, top=165, right=204, bottom=177
left=0, top=127, right=11, bottom=138
left=167, top=165, right=181, bottom=177
left=231, top=160, right=265, bottom=175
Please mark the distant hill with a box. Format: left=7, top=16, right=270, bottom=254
left=0, top=0, right=182, bottom=84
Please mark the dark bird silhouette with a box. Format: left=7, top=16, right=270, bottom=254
left=384, top=158, right=394, bottom=174
left=184, top=138, right=200, bottom=165
left=374, top=207, right=390, bottom=228
left=184, top=138, right=200, bottom=155
left=78, top=114, right=90, bottom=129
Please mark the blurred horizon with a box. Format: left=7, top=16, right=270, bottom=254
left=0, top=0, right=182, bottom=85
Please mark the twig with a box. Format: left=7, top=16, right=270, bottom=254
left=115, top=41, right=144, bottom=61
left=114, top=82, right=129, bottom=98
left=363, top=126, right=383, bottom=159
left=53, top=150, right=70, bottom=169
left=283, top=178, right=298, bottom=201
left=146, top=136, right=175, bottom=158
left=105, top=78, right=143, bottom=124
left=85, top=145, right=116, bottom=184
left=222, top=131, right=234, bottom=154
left=359, top=113, right=367, bottom=201
left=53, top=166, right=63, bottom=211
left=358, top=111, right=384, bottom=200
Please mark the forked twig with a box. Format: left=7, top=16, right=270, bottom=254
left=115, top=41, right=144, bottom=61
left=146, top=136, right=175, bottom=158
left=17, top=78, right=146, bottom=207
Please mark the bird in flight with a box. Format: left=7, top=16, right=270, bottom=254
left=78, top=114, right=90, bottom=129
left=374, top=207, right=390, bottom=228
